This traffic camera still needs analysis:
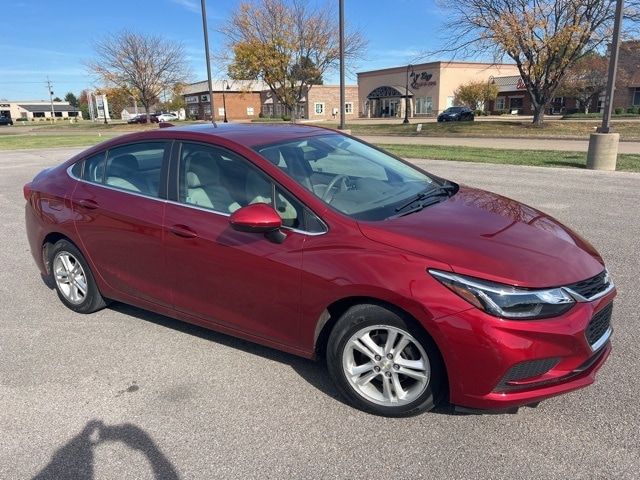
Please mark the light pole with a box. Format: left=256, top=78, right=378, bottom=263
left=403, top=64, right=412, bottom=124
left=598, top=0, right=624, bottom=134
left=222, top=80, right=230, bottom=123
left=200, top=0, right=216, bottom=124
left=586, top=0, right=624, bottom=170
left=338, top=0, right=346, bottom=130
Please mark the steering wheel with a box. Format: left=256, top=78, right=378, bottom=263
left=321, top=174, right=350, bottom=203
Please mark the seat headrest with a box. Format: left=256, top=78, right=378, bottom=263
left=109, top=154, right=139, bottom=173
left=185, top=151, right=219, bottom=187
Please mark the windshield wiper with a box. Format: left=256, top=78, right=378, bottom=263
left=391, top=197, right=442, bottom=218
left=394, top=184, right=456, bottom=213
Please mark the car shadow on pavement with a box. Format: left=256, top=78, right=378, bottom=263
left=107, top=303, right=498, bottom=416
left=32, top=419, right=179, bottom=480
left=108, top=302, right=346, bottom=406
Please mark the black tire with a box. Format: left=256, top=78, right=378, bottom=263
left=326, top=303, right=445, bottom=417
left=49, top=239, right=107, bottom=314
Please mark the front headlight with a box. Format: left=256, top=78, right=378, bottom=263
left=429, top=270, right=575, bottom=319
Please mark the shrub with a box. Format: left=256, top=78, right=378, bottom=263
left=16, top=118, right=28, bottom=122
left=614, top=107, right=624, bottom=115
left=281, top=115, right=291, bottom=121
left=626, top=106, right=638, bottom=114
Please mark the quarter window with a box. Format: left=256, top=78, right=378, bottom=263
left=82, top=152, right=107, bottom=183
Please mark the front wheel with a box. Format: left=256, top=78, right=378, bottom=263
left=326, top=304, right=445, bottom=417
left=50, top=240, right=107, bottom=314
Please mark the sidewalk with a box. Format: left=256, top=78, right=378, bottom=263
left=357, top=135, right=640, bottom=154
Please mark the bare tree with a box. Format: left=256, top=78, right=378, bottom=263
left=221, top=0, right=367, bottom=121
left=435, top=0, right=640, bottom=126
left=87, top=31, right=190, bottom=121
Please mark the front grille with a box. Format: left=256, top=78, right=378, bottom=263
left=586, top=303, right=613, bottom=347
left=566, top=270, right=609, bottom=300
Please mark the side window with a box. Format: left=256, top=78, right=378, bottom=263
left=178, top=142, right=314, bottom=230
left=82, top=152, right=106, bottom=183
left=105, top=142, right=167, bottom=197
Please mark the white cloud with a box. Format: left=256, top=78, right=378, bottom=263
left=170, top=0, right=200, bottom=14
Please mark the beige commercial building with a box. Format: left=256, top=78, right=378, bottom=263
left=0, top=101, right=81, bottom=121
left=357, top=61, right=520, bottom=118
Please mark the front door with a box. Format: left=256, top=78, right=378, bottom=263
left=71, top=141, right=171, bottom=306
left=163, top=141, right=307, bottom=347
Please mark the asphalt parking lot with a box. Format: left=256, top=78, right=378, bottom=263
left=1, top=147, right=639, bottom=479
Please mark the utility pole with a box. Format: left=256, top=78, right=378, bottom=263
left=403, top=64, right=412, bottom=124
left=338, top=0, right=346, bottom=130
left=46, top=76, right=55, bottom=122
left=586, top=0, right=624, bottom=170
left=200, top=0, right=216, bottom=125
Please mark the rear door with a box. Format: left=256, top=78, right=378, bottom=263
left=71, top=141, right=172, bottom=306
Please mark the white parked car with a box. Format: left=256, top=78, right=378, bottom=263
left=157, top=112, right=179, bottom=122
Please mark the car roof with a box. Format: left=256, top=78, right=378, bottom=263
left=159, top=122, right=335, bottom=147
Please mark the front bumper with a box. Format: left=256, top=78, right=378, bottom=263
left=431, top=290, right=615, bottom=410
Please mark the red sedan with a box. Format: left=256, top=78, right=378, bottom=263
left=24, top=124, right=615, bottom=416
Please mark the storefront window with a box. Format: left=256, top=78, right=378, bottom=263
left=415, top=97, right=432, bottom=114
left=495, top=97, right=505, bottom=110
left=509, top=97, right=524, bottom=110
left=633, top=88, right=640, bottom=106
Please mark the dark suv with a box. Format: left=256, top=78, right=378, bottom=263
left=0, top=116, right=13, bottom=126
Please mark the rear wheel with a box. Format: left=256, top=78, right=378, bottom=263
left=326, top=304, right=444, bottom=417
left=50, top=240, right=107, bottom=313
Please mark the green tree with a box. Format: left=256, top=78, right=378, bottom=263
left=64, top=92, right=79, bottom=107
left=222, top=0, right=366, bottom=121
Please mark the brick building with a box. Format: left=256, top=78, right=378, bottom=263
left=488, top=41, right=640, bottom=115
left=183, top=80, right=265, bottom=121
left=261, top=84, right=358, bottom=120
left=184, top=80, right=358, bottom=121
left=614, top=40, right=640, bottom=109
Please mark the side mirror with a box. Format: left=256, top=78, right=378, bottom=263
left=229, top=203, right=286, bottom=243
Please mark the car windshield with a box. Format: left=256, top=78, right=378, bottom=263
left=445, top=107, right=464, bottom=113
left=255, top=134, right=450, bottom=221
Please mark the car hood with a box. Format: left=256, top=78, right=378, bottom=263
left=357, top=186, right=604, bottom=288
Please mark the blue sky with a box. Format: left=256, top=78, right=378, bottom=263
left=0, top=0, right=449, bottom=100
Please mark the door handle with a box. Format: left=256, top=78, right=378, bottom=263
left=77, top=199, right=99, bottom=210
left=169, top=224, right=198, bottom=239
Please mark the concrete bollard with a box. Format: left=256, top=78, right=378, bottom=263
left=586, top=133, right=619, bottom=171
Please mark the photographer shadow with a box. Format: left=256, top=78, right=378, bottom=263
left=33, top=420, right=179, bottom=480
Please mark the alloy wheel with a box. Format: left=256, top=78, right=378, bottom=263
left=53, top=252, right=88, bottom=305
left=342, top=325, right=431, bottom=406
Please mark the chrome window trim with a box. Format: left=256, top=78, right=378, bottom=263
left=589, top=326, right=612, bottom=353
left=67, top=164, right=327, bottom=237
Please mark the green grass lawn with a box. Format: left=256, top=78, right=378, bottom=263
left=377, top=144, right=640, bottom=172
left=0, top=134, right=118, bottom=150
left=327, top=120, right=640, bottom=141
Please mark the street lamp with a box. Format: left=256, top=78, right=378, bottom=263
left=403, top=64, right=412, bottom=124
left=222, top=80, right=230, bottom=123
